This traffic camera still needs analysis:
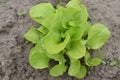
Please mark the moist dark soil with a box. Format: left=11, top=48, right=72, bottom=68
left=0, top=0, right=120, bottom=80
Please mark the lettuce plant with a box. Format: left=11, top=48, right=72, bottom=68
left=24, top=0, right=110, bottom=79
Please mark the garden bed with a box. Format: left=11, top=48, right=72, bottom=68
left=0, top=0, right=120, bottom=80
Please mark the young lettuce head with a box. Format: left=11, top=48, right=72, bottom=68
left=24, top=0, right=110, bottom=79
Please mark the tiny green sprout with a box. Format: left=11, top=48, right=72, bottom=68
left=0, top=3, right=5, bottom=7
left=118, top=56, right=120, bottom=61
left=0, top=1, right=6, bottom=7
left=117, top=56, right=120, bottom=68
left=109, top=61, right=117, bottom=66
left=24, top=0, right=110, bottom=79
left=102, top=60, right=107, bottom=65
left=18, top=12, right=26, bottom=17
left=17, top=45, right=22, bottom=49
left=118, top=65, right=120, bottom=68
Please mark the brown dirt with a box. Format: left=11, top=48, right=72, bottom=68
left=0, top=0, right=120, bottom=80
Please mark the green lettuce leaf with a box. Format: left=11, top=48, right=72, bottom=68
left=74, top=65, right=87, bottom=79
left=56, top=6, right=81, bottom=29
left=24, top=27, right=40, bottom=44
left=50, top=64, right=67, bottom=76
left=29, top=42, right=50, bottom=69
left=66, top=27, right=83, bottom=41
left=46, top=51, right=66, bottom=76
left=30, top=3, right=55, bottom=24
left=68, top=57, right=80, bottom=76
left=66, top=0, right=82, bottom=11
left=84, top=51, right=91, bottom=66
left=86, top=23, right=110, bottom=49
left=69, top=21, right=91, bottom=42
left=43, top=31, right=70, bottom=54
left=67, top=21, right=91, bottom=41
left=67, top=40, right=86, bottom=59
left=37, top=26, right=48, bottom=35
left=61, top=9, right=79, bottom=29
left=42, top=13, right=60, bottom=30
left=66, top=0, right=88, bottom=22
left=88, top=58, right=102, bottom=66
left=80, top=21, right=91, bottom=37
left=80, top=5, right=88, bottom=22
left=45, top=53, right=66, bottom=64
left=84, top=51, right=102, bottom=66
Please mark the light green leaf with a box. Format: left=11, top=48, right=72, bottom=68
left=109, top=61, right=117, bottom=66
left=37, top=26, right=48, bottom=35
left=69, top=21, right=91, bottom=39
left=61, top=9, right=80, bottom=29
left=66, top=27, right=83, bottom=41
left=88, top=58, right=102, bottom=66
left=86, top=23, right=110, bottom=49
left=66, top=1, right=88, bottom=22
left=102, top=60, right=107, bottom=65
left=81, top=40, right=87, bottom=45
left=68, top=58, right=80, bottom=76
left=47, top=51, right=66, bottom=76
left=24, top=27, right=40, bottom=44
left=74, top=65, right=87, bottom=79
left=80, top=5, right=88, bottom=22
left=67, top=40, right=86, bottom=59
left=80, top=21, right=91, bottom=37
left=29, top=42, right=50, bottom=69
left=68, top=21, right=91, bottom=41
left=84, top=51, right=91, bottom=66
left=84, top=51, right=102, bottom=66
left=50, top=64, right=67, bottom=76
left=30, top=3, right=55, bottom=24
left=42, top=13, right=60, bottom=30
left=56, top=6, right=81, bottom=29
left=118, top=56, right=120, bottom=61
left=66, top=0, right=82, bottom=11
left=45, top=53, right=66, bottom=64
left=43, top=31, right=70, bottom=54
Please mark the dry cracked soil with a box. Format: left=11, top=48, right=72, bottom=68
left=0, top=0, right=120, bottom=80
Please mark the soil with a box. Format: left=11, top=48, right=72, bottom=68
left=0, top=0, right=120, bottom=80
